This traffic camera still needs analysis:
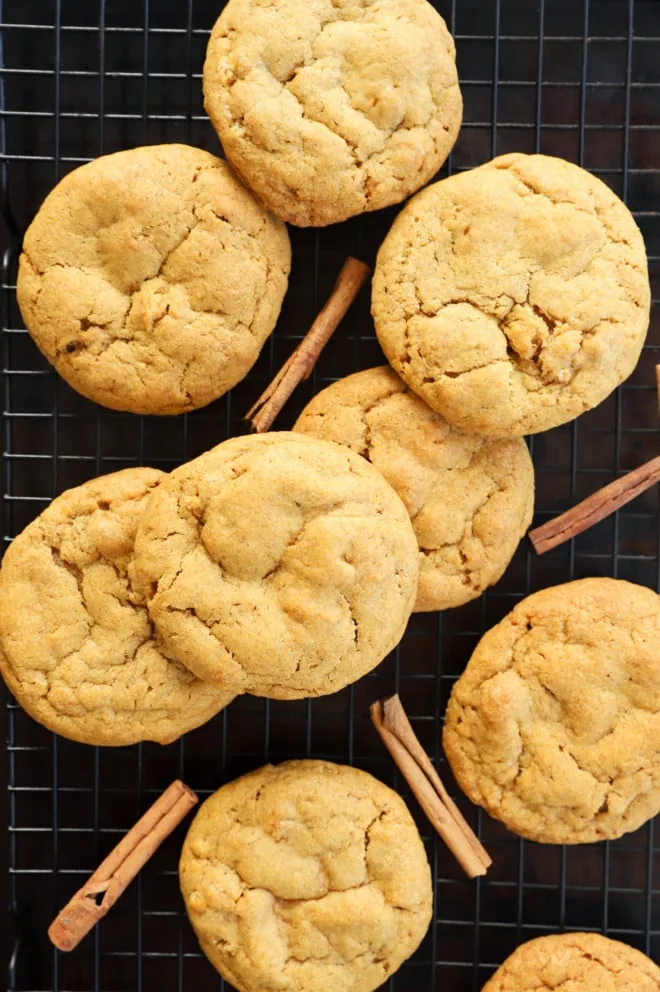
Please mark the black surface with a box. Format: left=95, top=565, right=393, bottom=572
left=1, top=0, right=659, bottom=990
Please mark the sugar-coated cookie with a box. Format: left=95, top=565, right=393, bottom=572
left=443, top=578, right=660, bottom=843
left=203, top=0, right=462, bottom=226
left=17, top=144, right=290, bottom=414
left=295, top=367, right=534, bottom=611
left=0, top=468, right=234, bottom=746
left=482, top=933, right=660, bottom=991
left=180, top=760, right=433, bottom=992
left=131, top=432, right=419, bottom=699
left=373, top=153, right=650, bottom=436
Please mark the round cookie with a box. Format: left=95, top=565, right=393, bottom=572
left=180, top=759, right=433, bottom=992
left=443, top=578, right=660, bottom=844
left=481, top=932, right=660, bottom=992
left=17, top=144, right=291, bottom=414
left=373, top=153, right=651, bottom=436
left=131, top=432, right=419, bottom=699
left=203, top=0, right=462, bottom=227
left=294, top=366, right=534, bottom=611
left=0, top=468, right=234, bottom=746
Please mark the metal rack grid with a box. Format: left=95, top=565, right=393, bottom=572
left=1, top=0, right=659, bottom=989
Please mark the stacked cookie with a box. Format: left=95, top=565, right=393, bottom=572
left=0, top=468, right=235, bottom=746
left=0, top=432, right=421, bottom=744
left=129, top=432, right=419, bottom=699
left=294, top=366, right=534, bottom=612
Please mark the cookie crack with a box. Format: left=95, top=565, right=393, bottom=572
left=162, top=598, right=248, bottom=680
left=154, top=211, right=202, bottom=282
left=50, top=546, right=86, bottom=602
left=339, top=590, right=359, bottom=649
left=503, top=162, right=639, bottom=252
left=358, top=386, right=405, bottom=459
left=412, top=449, right=507, bottom=591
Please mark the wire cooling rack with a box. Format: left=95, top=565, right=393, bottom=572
left=1, top=0, right=659, bottom=989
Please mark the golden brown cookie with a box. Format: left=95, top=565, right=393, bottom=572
left=294, top=367, right=534, bottom=611
left=17, top=144, right=291, bottom=414
left=180, top=760, right=433, bottom=992
left=482, top=932, right=660, bottom=992
left=373, top=153, right=650, bottom=436
left=443, top=578, right=660, bottom=844
left=131, top=432, right=419, bottom=699
left=203, top=0, right=462, bottom=227
left=0, top=468, right=234, bottom=746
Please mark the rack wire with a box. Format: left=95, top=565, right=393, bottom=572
left=1, top=0, right=659, bottom=989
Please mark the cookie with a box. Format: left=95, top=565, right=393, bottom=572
left=203, top=0, right=462, bottom=227
left=443, top=578, right=660, bottom=844
left=180, top=759, right=433, bottom=992
left=373, top=153, right=650, bottom=436
left=17, top=144, right=291, bottom=414
left=131, top=432, right=419, bottom=699
left=482, top=932, right=660, bottom=992
left=294, top=366, right=534, bottom=611
left=0, top=468, right=234, bottom=746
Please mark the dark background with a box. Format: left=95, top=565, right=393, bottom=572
left=1, top=0, right=659, bottom=989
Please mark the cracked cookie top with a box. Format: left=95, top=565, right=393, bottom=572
left=481, top=932, right=660, bottom=991
left=131, top=432, right=419, bottom=699
left=443, top=578, right=660, bottom=844
left=180, top=759, right=433, bottom=992
left=17, top=144, right=291, bottom=414
left=372, top=153, right=650, bottom=436
left=202, top=0, right=462, bottom=227
left=0, top=468, right=234, bottom=746
left=294, top=366, right=534, bottom=612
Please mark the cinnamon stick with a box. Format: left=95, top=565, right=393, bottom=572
left=246, top=256, right=371, bottom=432
left=370, top=695, right=491, bottom=878
left=49, top=780, right=198, bottom=952
left=529, top=454, right=660, bottom=555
